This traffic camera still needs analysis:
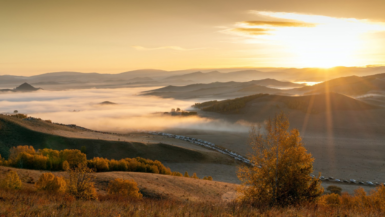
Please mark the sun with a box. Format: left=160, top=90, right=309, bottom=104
left=241, top=11, right=385, bottom=68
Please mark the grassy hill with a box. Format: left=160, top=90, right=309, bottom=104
left=194, top=93, right=377, bottom=114
left=0, top=115, right=232, bottom=165
left=0, top=166, right=237, bottom=202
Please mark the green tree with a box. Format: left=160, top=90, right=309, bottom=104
left=237, top=113, right=323, bottom=208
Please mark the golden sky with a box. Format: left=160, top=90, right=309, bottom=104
left=1, top=0, right=385, bottom=75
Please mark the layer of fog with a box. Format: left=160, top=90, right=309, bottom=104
left=0, top=88, right=250, bottom=133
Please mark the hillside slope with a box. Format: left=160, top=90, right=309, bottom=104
left=295, top=73, right=385, bottom=96
left=0, top=166, right=238, bottom=202
left=0, top=115, right=233, bottom=165
left=194, top=93, right=377, bottom=114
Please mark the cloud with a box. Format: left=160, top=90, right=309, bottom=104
left=133, top=46, right=206, bottom=51
left=242, top=21, right=316, bottom=28
left=232, top=28, right=270, bottom=36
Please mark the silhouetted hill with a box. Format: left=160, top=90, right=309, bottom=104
left=194, top=93, right=378, bottom=114
left=295, top=73, right=385, bottom=96
left=99, top=101, right=116, bottom=105
left=0, top=83, right=41, bottom=92
left=14, top=82, right=40, bottom=92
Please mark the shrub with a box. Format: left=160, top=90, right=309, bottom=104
left=324, top=193, right=341, bottom=207
left=203, top=176, right=213, bottom=181
left=172, top=172, right=183, bottom=177
left=107, top=178, right=142, bottom=199
left=0, top=170, right=22, bottom=189
left=67, top=164, right=98, bottom=200
left=327, top=185, right=342, bottom=195
left=184, top=171, right=189, bottom=178
left=35, top=173, right=66, bottom=193
left=191, top=173, right=199, bottom=179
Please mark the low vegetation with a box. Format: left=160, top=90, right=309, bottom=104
left=0, top=146, right=212, bottom=181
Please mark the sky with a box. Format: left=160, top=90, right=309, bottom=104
left=1, top=0, right=385, bottom=76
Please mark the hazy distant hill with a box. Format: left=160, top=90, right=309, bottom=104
left=0, top=67, right=384, bottom=90
left=142, top=79, right=297, bottom=100
left=194, top=92, right=378, bottom=114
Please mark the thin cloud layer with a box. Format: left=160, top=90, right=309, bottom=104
left=133, top=46, right=206, bottom=51
left=242, top=21, right=316, bottom=27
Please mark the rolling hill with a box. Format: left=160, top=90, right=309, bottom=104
left=142, top=79, right=298, bottom=100
left=295, top=73, right=385, bottom=96
left=0, top=115, right=233, bottom=165
left=194, top=92, right=378, bottom=114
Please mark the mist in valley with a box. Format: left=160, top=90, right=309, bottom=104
left=0, top=87, right=251, bottom=133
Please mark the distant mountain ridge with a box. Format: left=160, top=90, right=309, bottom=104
left=1, top=67, right=384, bottom=90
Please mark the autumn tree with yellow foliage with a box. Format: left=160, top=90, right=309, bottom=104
left=35, top=173, right=67, bottom=193
left=237, top=113, right=323, bottom=208
left=107, top=178, right=142, bottom=199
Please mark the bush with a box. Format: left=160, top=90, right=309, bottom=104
left=67, top=164, right=98, bottom=200
left=35, top=173, right=66, bottom=193
left=203, top=176, right=213, bottom=181
left=0, top=170, right=22, bottom=190
left=172, top=172, right=183, bottom=177
left=327, top=185, right=342, bottom=195
left=107, top=178, right=142, bottom=199
left=191, top=173, right=199, bottom=179
left=184, top=171, right=189, bottom=178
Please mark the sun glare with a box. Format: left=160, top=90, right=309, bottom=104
left=242, top=12, right=385, bottom=68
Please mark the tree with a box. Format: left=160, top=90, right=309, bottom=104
left=191, top=173, right=199, bottom=179
left=67, top=164, right=98, bottom=200
left=62, top=160, right=70, bottom=171
left=35, top=173, right=66, bottom=193
left=14, top=110, right=18, bottom=114
left=107, top=178, right=142, bottom=199
left=237, top=113, right=323, bottom=208
left=0, top=170, right=22, bottom=189
left=184, top=171, right=189, bottom=178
